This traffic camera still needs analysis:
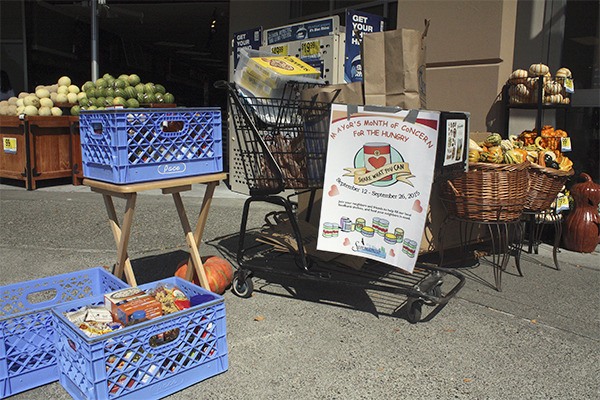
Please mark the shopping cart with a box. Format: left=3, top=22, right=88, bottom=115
left=216, top=80, right=465, bottom=323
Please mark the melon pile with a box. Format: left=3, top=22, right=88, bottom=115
left=71, top=73, right=175, bottom=116
left=0, top=76, right=77, bottom=116
left=0, top=74, right=176, bottom=117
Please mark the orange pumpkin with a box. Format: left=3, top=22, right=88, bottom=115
left=175, top=256, right=234, bottom=294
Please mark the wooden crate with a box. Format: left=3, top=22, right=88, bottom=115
left=27, top=116, right=72, bottom=189
left=0, top=115, right=72, bottom=190
left=0, top=116, right=28, bottom=184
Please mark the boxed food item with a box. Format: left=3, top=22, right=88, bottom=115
left=104, top=287, right=163, bottom=325
left=235, top=48, right=323, bottom=98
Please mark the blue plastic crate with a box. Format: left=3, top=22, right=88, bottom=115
left=79, top=108, right=223, bottom=184
left=52, top=277, right=228, bottom=400
left=0, top=268, right=128, bottom=398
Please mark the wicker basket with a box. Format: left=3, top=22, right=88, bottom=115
left=524, top=163, right=574, bottom=212
left=441, top=161, right=530, bottom=222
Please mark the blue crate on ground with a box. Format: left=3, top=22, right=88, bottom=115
left=52, top=277, right=228, bottom=400
left=79, top=108, right=223, bottom=184
left=0, top=267, right=128, bottom=398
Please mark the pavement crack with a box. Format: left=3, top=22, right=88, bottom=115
left=458, top=297, right=600, bottom=343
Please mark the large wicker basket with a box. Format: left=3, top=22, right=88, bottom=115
left=440, top=161, right=530, bottom=222
left=524, top=163, right=574, bottom=212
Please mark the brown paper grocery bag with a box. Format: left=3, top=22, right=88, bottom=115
left=362, top=21, right=429, bottom=109
left=301, top=81, right=364, bottom=105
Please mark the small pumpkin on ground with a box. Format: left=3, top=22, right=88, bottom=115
left=175, top=256, right=234, bottom=294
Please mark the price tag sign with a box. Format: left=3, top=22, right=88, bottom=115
left=270, top=45, right=288, bottom=55
left=3, top=137, right=17, bottom=154
left=301, top=40, right=321, bottom=58
left=561, top=137, right=572, bottom=152
left=555, top=193, right=570, bottom=213
left=564, top=78, right=575, bottom=93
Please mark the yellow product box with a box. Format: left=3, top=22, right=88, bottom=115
left=248, top=56, right=320, bottom=78
left=235, top=51, right=322, bottom=98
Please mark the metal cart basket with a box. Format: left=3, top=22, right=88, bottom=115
left=216, top=80, right=465, bottom=323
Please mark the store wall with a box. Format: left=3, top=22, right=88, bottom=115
left=229, top=0, right=290, bottom=65
left=0, top=0, right=27, bottom=94
left=395, top=0, right=517, bottom=133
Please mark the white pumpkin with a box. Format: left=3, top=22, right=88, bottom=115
left=529, top=63, right=550, bottom=77
left=509, top=69, right=528, bottom=84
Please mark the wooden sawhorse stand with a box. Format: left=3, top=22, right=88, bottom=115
left=84, top=173, right=227, bottom=288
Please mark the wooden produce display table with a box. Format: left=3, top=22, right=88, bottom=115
left=0, top=115, right=72, bottom=189
left=84, top=173, right=227, bottom=288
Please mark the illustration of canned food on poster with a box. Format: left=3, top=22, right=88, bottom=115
left=317, top=104, right=441, bottom=273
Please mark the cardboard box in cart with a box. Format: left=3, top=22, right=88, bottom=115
left=0, top=268, right=128, bottom=398
left=52, top=277, right=228, bottom=400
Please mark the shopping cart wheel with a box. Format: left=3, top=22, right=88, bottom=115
left=428, top=283, right=443, bottom=299
left=232, top=272, right=254, bottom=298
left=406, top=298, right=423, bottom=324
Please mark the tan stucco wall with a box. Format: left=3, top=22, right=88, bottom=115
left=396, top=0, right=518, bottom=132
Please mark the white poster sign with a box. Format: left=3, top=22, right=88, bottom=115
left=443, top=119, right=466, bottom=166
left=317, top=104, right=441, bottom=273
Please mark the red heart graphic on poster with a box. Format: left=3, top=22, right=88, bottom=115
left=413, top=200, right=423, bottom=213
left=389, top=249, right=396, bottom=257
left=368, top=156, right=386, bottom=169
left=343, top=238, right=351, bottom=246
left=328, top=185, right=339, bottom=196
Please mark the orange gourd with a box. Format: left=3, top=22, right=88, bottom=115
left=175, top=256, right=234, bottom=294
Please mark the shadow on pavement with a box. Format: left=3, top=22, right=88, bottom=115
left=205, top=230, right=466, bottom=324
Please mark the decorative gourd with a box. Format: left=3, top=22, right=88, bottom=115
left=555, top=67, right=572, bottom=78
left=484, top=133, right=502, bottom=147
left=468, top=149, right=480, bottom=163
left=544, top=80, right=562, bottom=95
left=500, top=139, right=514, bottom=152
left=529, top=63, right=550, bottom=77
left=480, top=146, right=503, bottom=163
left=175, top=256, right=234, bottom=294
left=525, top=77, right=538, bottom=89
left=509, top=69, right=528, bottom=84
left=544, top=93, right=563, bottom=104
left=562, top=173, right=600, bottom=253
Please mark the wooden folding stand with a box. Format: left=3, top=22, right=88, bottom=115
left=83, top=173, right=227, bottom=288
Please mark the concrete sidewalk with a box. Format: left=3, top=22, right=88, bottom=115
left=1, top=181, right=598, bottom=399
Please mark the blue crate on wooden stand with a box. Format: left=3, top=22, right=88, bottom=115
left=0, top=267, right=128, bottom=398
left=79, top=108, right=223, bottom=184
left=52, top=277, right=228, bottom=400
